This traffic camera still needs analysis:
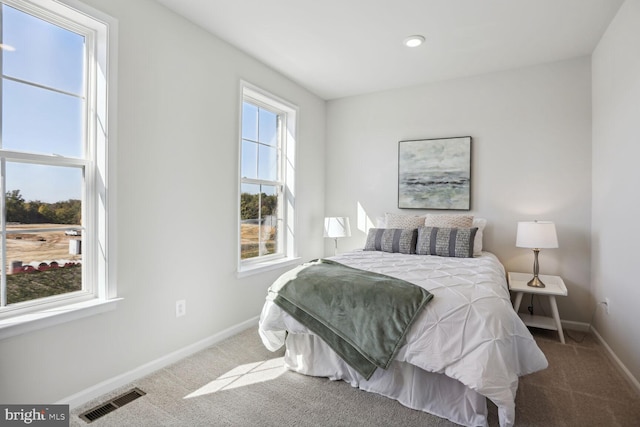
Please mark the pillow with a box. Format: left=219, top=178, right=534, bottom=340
left=364, top=228, right=418, bottom=254
left=416, top=227, right=478, bottom=258
left=424, top=214, right=474, bottom=228
left=385, top=213, right=425, bottom=229
left=472, top=218, right=487, bottom=255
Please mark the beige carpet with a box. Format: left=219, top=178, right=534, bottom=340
left=70, top=327, right=640, bottom=426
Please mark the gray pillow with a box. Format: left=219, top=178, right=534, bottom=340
left=364, top=228, right=418, bottom=254
left=416, top=227, right=478, bottom=258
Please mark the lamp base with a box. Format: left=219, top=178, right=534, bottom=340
left=527, top=276, right=546, bottom=288
left=527, top=248, right=546, bottom=287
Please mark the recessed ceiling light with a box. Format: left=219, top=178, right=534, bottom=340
left=403, top=35, right=425, bottom=48
left=0, top=43, right=16, bottom=52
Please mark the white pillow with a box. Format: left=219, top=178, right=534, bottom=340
left=385, top=213, right=426, bottom=229
left=424, top=214, right=474, bottom=228
left=472, top=218, right=487, bottom=255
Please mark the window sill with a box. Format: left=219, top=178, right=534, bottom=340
left=0, top=298, right=122, bottom=341
left=237, top=256, right=301, bottom=278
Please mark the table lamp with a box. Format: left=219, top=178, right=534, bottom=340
left=324, top=217, right=351, bottom=255
left=516, top=220, right=558, bottom=288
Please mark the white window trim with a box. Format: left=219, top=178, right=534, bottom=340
left=0, top=0, right=118, bottom=339
left=238, top=82, right=298, bottom=276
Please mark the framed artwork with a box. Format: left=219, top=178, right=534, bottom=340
left=398, top=136, right=471, bottom=210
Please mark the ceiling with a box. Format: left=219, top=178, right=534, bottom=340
left=154, top=0, right=624, bottom=100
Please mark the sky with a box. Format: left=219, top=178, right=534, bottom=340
left=1, top=4, right=84, bottom=203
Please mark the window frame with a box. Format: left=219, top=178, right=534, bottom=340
left=0, top=0, right=118, bottom=339
left=238, top=82, right=298, bottom=275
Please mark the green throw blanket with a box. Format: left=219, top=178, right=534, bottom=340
left=268, top=259, right=433, bottom=380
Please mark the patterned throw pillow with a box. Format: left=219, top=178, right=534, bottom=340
left=364, top=228, right=418, bottom=254
left=416, top=227, right=478, bottom=258
left=424, top=214, right=474, bottom=228
left=385, top=213, right=426, bottom=229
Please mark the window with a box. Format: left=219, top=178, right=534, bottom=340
left=239, top=84, right=297, bottom=272
left=0, top=0, right=116, bottom=331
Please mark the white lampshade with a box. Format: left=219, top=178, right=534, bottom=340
left=516, top=221, right=558, bottom=249
left=324, top=217, right=351, bottom=238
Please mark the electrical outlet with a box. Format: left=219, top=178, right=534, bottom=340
left=176, top=300, right=186, bottom=317
left=604, top=297, right=610, bottom=315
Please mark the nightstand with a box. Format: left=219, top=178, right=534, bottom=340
left=507, top=272, right=568, bottom=344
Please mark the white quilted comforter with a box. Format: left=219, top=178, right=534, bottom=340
left=259, top=251, right=548, bottom=426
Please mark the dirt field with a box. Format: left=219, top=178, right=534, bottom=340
left=5, top=224, right=82, bottom=269
left=241, top=223, right=276, bottom=259
left=3, top=224, right=83, bottom=304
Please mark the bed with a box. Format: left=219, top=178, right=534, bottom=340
left=258, top=221, right=548, bottom=427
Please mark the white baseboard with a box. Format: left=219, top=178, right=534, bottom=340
left=590, top=326, right=640, bottom=396
left=58, top=316, right=260, bottom=409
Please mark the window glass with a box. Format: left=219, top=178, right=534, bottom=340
left=240, top=183, right=278, bottom=259
left=258, top=108, right=277, bottom=146
left=258, top=144, right=277, bottom=181
left=241, top=102, right=280, bottom=182
left=5, top=163, right=82, bottom=224
left=6, top=229, right=82, bottom=305
left=2, top=164, right=83, bottom=310
left=258, top=185, right=278, bottom=256
left=1, top=4, right=85, bottom=95
left=240, top=99, right=281, bottom=262
left=2, top=78, right=83, bottom=157
left=241, top=102, right=258, bottom=141
left=241, top=139, right=257, bottom=179
left=240, top=183, right=260, bottom=259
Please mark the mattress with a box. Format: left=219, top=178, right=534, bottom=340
left=259, top=251, right=548, bottom=426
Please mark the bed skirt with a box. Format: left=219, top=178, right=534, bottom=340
left=284, top=333, right=489, bottom=427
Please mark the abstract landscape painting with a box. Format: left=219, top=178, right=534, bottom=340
left=398, top=137, right=471, bottom=210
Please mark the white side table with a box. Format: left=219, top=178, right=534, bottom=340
left=507, top=272, right=568, bottom=344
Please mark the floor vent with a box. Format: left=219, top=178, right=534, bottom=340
left=79, top=387, right=146, bottom=423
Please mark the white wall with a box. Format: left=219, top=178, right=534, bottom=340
left=592, top=0, right=640, bottom=385
left=0, top=0, right=325, bottom=404
left=326, top=57, right=592, bottom=323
